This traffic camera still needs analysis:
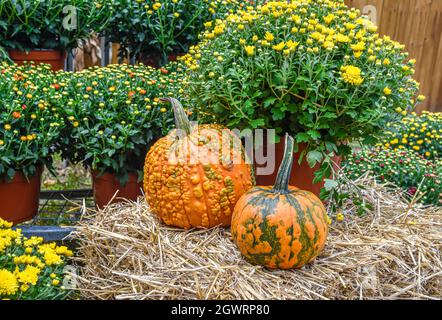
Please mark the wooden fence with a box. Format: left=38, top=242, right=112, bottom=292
left=345, top=0, right=442, bottom=112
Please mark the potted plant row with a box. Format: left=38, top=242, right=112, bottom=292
left=0, top=61, right=185, bottom=223
left=182, top=0, right=423, bottom=197
left=0, top=0, right=111, bottom=70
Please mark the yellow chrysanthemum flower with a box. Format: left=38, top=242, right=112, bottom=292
left=351, top=41, right=365, bottom=51
left=0, top=269, right=18, bottom=296
left=14, top=265, right=40, bottom=286
left=152, top=2, right=161, bottom=10
left=286, top=40, right=299, bottom=51
left=272, top=41, right=286, bottom=51
left=340, top=65, right=364, bottom=86
left=383, top=87, right=392, bottom=95
left=336, top=212, right=344, bottom=221
left=335, top=33, right=349, bottom=43
left=264, top=31, right=274, bottom=42
left=244, top=45, right=255, bottom=57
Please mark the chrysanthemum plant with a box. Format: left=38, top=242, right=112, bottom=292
left=0, top=0, right=111, bottom=51
left=0, top=218, right=73, bottom=300
left=380, top=111, right=442, bottom=160
left=0, top=63, right=63, bottom=181
left=52, top=63, right=185, bottom=185
left=344, top=147, right=442, bottom=206
left=105, top=0, right=245, bottom=64
left=182, top=0, right=424, bottom=188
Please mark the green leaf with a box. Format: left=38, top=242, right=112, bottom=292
left=307, top=130, right=321, bottom=140
left=306, top=150, right=323, bottom=168
left=295, top=132, right=310, bottom=143
left=324, top=179, right=338, bottom=191
left=7, top=168, right=15, bottom=181
left=313, top=163, right=331, bottom=183
left=249, top=118, right=265, bottom=128
left=325, top=141, right=338, bottom=153
left=362, top=135, right=377, bottom=146
left=263, top=97, right=277, bottom=108
left=29, top=34, right=39, bottom=45
left=271, top=108, right=285, bottom=121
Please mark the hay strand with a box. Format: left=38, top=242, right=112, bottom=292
left=71, top=177, right=442, bottom=300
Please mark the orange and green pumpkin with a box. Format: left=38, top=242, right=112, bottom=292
left=144, top=98, right=254, bottom=229
left=231, top=134, right=328, bottom=269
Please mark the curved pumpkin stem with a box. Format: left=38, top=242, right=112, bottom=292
left=272, top=133, right=294, bottom=193
left=161, top=97, right=192, bottom=136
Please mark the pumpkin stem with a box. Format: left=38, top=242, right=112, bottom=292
left=161, top=97, right=192, bottom=136
left=272, top=133, right=294, bottom=193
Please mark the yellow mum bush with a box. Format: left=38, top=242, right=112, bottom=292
left=183, top=0, right=424, bottom=175
left=0, top=218, right=73, bottom=300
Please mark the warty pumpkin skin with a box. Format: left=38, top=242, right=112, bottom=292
left=144, top=98, right=254, bottom=229
left=231, top=134, right=328, bottom=269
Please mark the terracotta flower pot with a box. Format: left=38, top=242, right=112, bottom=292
left=254, top=136, right=341, bottom=197
left=92, top=171, right=143, bottom=209
left=8, top=49, right=66, bottom=71
left=0, top=168, right=43, bottom=225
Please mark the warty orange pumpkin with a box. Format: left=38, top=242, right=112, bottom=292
left=144, top=97, right=254, bottom=229
left=231, top=134, right=329, bottom=269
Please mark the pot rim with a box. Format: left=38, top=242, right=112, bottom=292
left=8, top=49, right=66, bottom=60
left=91, top=170, right=141, bottom=183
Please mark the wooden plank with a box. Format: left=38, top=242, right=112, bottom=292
left=432, top=25, right=442, bottom=112
left=427, top=0, right=442, bottom=112
left=345, top=0, right=442, bottom=112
